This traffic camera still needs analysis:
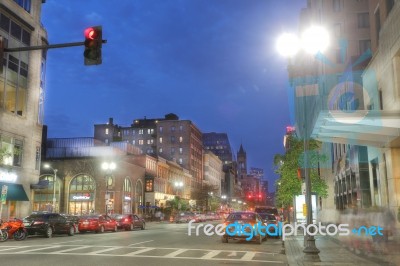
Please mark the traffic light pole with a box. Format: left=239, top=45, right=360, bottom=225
left=3, top=40, right=107, bottom=53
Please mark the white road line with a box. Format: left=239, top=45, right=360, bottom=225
left=201, top=250, right=221, bottom=259
left=241, top=251, right=256, bottom=261
left=0, top=246, right=29, bottom=251
left=125, top=247, right=155, bottom=256
left=128, top=240, right=154, bottom=246
left=50, top=246, right=89, bottom=253
left=15, top=246, right=60, bottom=253
left=87, top=247, right=121, bottom=254
left=164, top=249, right=187, bottom=258
left=52, top=240, right=83, bottom=245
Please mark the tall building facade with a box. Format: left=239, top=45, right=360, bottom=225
left=237, top=144, right=247, bottom=180
left=94, top=113, right=204, bottom=192
left=202, top=132, right=234, bottom=165
left=289, top=0, right=374, bottom=219
left=0, top=0, right=47, bottom=218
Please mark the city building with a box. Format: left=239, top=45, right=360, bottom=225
left=202, top=132, right=234, bottom=165
left=0, top=0, right=47, bottom=219
left=203, top=150, right=223, bottom=197
left=95, top=114, right=204, bottom=193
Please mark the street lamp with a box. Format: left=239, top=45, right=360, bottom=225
left=102, top=161, right=116, bottom=214
left=44, top=163, right=58, bottom=213
left=277, top=25, right=329, bottom=260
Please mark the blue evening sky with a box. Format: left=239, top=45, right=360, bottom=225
left=40, top=0, right=307, bottom=191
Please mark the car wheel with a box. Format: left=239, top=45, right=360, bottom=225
left=257, top=235, right=262, bottom=245
left=222, top=236, right=228, bottom=243
left=45, top=227, right=53, bottom=238
left=141, top=222, right=145, bottom=230
left=68, top=226, right=75, bottom=236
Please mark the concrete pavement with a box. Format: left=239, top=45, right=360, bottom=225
left=284, top=233, right=400, bottom=266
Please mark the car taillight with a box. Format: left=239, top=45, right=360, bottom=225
left=124, top=218, right=129, bottom=222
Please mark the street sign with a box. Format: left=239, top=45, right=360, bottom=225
left=1, top=185, right=7, bottom=204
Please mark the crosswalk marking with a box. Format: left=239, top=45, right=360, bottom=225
left=241, top=251, right=256, bottom=260
left=87, top=247, right=121, bottom=254
left=201, top=250, right=221, bottom=259
left=164, top=249, right=187, bottom=258
left=0, top=245, right=286, bottom=263
left=15, top=246, right=61, bottom=253
left=125, top=247, right=155, bottom=256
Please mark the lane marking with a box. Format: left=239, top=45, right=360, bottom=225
left=52, top=240, right=83, bottom=245
left=87, top=247, right=121, bottom=254
left=50, top=246, right=90, bottom=253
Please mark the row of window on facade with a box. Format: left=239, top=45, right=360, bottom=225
left=107, top=126, right=187, bottom=137
left=34, top=174, right=143, bottom=215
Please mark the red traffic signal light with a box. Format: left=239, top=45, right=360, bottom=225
left=84, top=26, right=102, bottom=65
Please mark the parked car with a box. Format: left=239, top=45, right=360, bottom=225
left=23, top=213, right=75, bottom=238
left=221, top=211, right=266, bottom=244
left=78, top=214, right=118, bottom=233
left=60, top=214, right=80, bottom=233
left=111, top=214, right=145, bottom=231
left=193, top=213, right=206, bottom=223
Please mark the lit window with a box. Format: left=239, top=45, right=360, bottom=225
left=159, top=137, right=163, bottom=143
left=179, top=136, right=183, bottom=142
left=139, top=129, right=144, bottom=134
left=105, top=128, right=109, bottom=135
left=139, top=140, right=144, bottom=145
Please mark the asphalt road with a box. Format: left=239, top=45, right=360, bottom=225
left=0, top=221, right=288, bottom=266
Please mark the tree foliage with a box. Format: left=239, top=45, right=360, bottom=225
left=274, top=135, right=328, bottom=208
left=190, top=183, right=219, bottom=210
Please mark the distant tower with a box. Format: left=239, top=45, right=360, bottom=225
left=237, top=144, right=247, bottom=179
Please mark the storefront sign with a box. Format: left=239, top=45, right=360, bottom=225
left=70, top=193, right=93, bottom=201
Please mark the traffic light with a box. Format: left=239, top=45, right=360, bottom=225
left=84, top=26, right=102, bottom=65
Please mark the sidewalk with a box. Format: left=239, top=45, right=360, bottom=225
left=284, top=234, right=399, bottom=266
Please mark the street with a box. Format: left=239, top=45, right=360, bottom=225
left=0, top=221, right=287, bottom=266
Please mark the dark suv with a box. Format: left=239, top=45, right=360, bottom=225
left=23, top=213, right=75, bottom=238
left=112, top=214, right=145, bottom=231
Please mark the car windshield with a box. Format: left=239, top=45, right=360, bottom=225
left=24, top=214, right=48, bottom=221
left=259, top=213, right=276, bottom=220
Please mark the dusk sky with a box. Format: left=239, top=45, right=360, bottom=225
left=41, top=0, right=307, bottom=190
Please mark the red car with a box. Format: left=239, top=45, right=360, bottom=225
left=111, top=214, right=145, bottom=231
left=78, top=214, right=118, bottom=233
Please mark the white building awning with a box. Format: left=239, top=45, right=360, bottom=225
left=311, top=110, right=400, bottom=148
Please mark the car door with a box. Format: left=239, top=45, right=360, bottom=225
left=104, top=215, right=113, bottom=230
left=133, top=215, right=141, bottom=228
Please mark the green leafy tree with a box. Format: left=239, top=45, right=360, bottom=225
left=274, top=135, right=328, bottom=208
left=190, top=184, right=219, bottom=211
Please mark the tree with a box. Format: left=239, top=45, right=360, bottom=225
left=274, top=135, right=328, bottom=208
left=190, top=184, right=219, bottom=211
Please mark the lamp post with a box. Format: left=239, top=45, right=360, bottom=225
left=44, top=164, right=58, bottom=213
left=277, top=25, right=329, bottom=261
left=102, top=161, right=116, bottom=215
left=174, top=181, right=183, bottom=210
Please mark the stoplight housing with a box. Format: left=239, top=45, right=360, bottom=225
left=84, top=26, right=102, bottom=65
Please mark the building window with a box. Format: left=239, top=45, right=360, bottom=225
left=375, top=8, right=381, bottom=45
left=13, top=139, right=23, bottom=167
left=68, top=175, right=96, bottom=216
left=179, top=158, right=183, bottom=165
left=159, top=126, right=163, bottom=133
left=159, top=148, right=163, bottom=153
left=159, top=137, right=163, bottom=144
left=171, top=126, right=175, bottom=132
left=171, top=148, right=175, bottom=155
left=171, top=136, right=176, bottom=143
left=0, top=135, right=23, bottom=167
left=147, top=129, right=154, bottom=134
left=132, top=140, right=135, bottom=145
left=13, top=0, right=31, bottom=13
left=139, top=129, right=144, bottom=135
left=357, top=13, right=370, bottom=28
left=35, top=146, right=40, bottom=170
left=179, top=148, right=183, bottom=154
left=147, top=139, right=154, bottom=145
left=105, top=128, right=109, bottom=135
left=359, top=39, right=371, bottom=55
left=179, top=136, right=183, bottom=142
left=138, top=140, right=144, bottom=145
left=333, top=0, right=342, bottom=12
left=179, top=125, right=183, bottom=131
